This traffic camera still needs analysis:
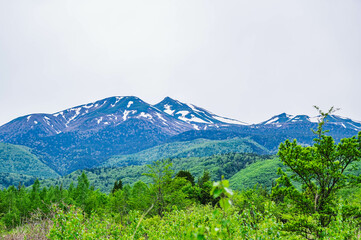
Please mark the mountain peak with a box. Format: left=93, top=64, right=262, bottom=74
left=157, top=96, right=182, bottom=106
left=260, top=113, right=293, bottom=125
left=163, top=96, right=174, bottom=101
left=154, top=97, right=248, bottom=128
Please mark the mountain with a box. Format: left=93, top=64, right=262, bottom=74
left=0, top=96, right=248, bottom=142
left=0, top=142, right=59, bottom=178
left=102, top=137, right=269, bottom=167
left=154, top=97, right=248, bottom=130
left=257, top=113, right=361, bottom=131
left=0, top=96, right=248, bottom=175
left=0, top=96, right=360, bottom=175
left=0, top=142, right=59, bottom=189
left=247, top=113, right=361, bottom=151
left=229, top=157, right=283, bottom=190
left=41, top=152, right=270, bottom=193
left=168, top=112, right=361, bottom=151
left=0, top=96, right=191, bottom=141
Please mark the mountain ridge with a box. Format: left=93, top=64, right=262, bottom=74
left=0, top=96, right=360, bottom=175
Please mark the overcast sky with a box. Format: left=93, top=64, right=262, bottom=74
left=0, top=0, right=360, bottom=126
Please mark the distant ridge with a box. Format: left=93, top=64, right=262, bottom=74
left=0, top=96, right=359, bottom=175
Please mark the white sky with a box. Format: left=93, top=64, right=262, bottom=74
left=1, top=0, right=360, bottom=126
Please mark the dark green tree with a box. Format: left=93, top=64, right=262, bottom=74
left=197, top=170, right=214, bottom=205
left=111, top=179, right=123, bottom=194
left=272, top=107, right=361, bottom=238
left=75, top=172, right=90, bottom=207
left=198, top=170, right=210, bottom=188
left=175, top=170, right=195, bottom=186
left=30, top=178, right=41, bottom=210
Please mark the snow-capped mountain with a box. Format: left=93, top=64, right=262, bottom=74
left=256, top=113, right=361, bottom=132
left=0, top=96, right=359, bottom=175
left=0, top=96, right=248, bottom=141
left=154, top=97, right=248, bottom=130
left=0, top=96, right=248, bottom=174
left=0, top=96, right=187, bottom=141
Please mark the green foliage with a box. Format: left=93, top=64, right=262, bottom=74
left=1, top=170, right=361, bottom=239
left=41, top=152, right=269, bottom=193
left=48, top=205, right=122, bottom=239
left=230, top=157, right=283, bottom=190
left=128, top=181, right=152, bottom=212
left=211, top=176, right=233, bottom=211
left=0, top=172, right=37, bottom=190
left=0, top=143, right=59, bottom=189
left=2, top=111, right=361, bottom=239
left=143, top=159, right=173, bottom=217
left=75, top=171, right=90, bottom=207
left=103, top=137, right=269, bottom=167
left=111, top=179, right=123, bottom=194
left=176, top=170, right=195, bottom=185
left=272, top=107, right=361, bottom=238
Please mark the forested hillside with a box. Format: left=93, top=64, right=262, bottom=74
left=0, top=143, right=59, bottom=189
left=41, top=152, right=271, bottom=193
left=103, top=137, right=268, bottom=167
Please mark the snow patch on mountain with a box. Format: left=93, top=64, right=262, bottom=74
left=188, top=115, right=209, bottom=124
left=187, top=104, right=201, bottom=113
left=192, top=124, right=200, bottom=130
left=123, top=110, right=131, bottom=121
left=65, top=107, right=82, bottom=126
left=164, top=104, right=175, bottom=115
left=156, top=113, right=167, bottom=122
left=309, top=116, right=321, bottom=123
left=127, top=101, right=133, bottom=108
left=83, top=104, right=94, bottom=109
left=176, top=111, right=209, bottom=124
left=264, top=117, right=280, bottom=125
left=213, top=116, right=248, bottom=125
left=111, top=97, right=123, bottom=107
left=138, top=112, right=153, bottom=119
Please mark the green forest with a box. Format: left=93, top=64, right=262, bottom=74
left=1, top=112, right=361, bottom=239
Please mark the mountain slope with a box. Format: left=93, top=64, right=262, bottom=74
left=0, top=96, right=360, bottom=175
left=0, top=142, right=59, bottom=189
left=257, top=113, right=361, bottom=132
left=154, top=97, right=248, bottom=130
left=42, top=153, right=271, bottom=193
left=0, top=143, right=59, bottom=178
left=0, top=96, right=253, bottom=175
left=102, top=137, right=269, bottom=167
left=229, top=158, right=283, bottom=190
left=0, top=96, right=192, bottom=141
left=0, top=97, right=197, bottom=174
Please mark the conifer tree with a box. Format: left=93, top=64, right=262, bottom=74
left=111, top=179, right=123, bottom=194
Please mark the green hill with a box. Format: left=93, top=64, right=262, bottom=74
left=229, top=157, right=283, bottom=190
left=0, top=142, right=59, bottom=188
left=42, top=153, right=271, bottom=193
left=103, top=137, right=269, bottom=167
left=229, top=157, right=361, bottom=192
left=0, top=173, right=38, bottom=189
